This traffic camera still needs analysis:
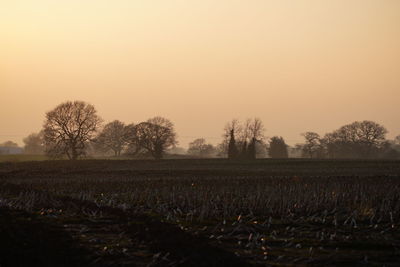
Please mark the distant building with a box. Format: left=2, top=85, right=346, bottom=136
left=0, top=146, right=24, bottom=155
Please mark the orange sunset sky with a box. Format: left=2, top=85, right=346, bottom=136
left=1, top=0, right=399, bottom=147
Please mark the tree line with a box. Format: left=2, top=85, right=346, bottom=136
left=17, top=100, right=400, bottom=160
left=298, top=121, right=400, bottom=159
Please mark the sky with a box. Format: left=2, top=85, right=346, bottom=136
left=1, top=0, right=399, bottom=147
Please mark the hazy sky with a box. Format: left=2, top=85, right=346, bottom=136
left=1, top=0, right=399, bottom=147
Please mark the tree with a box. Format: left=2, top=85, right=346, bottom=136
left=353, top=120, right=387, bottom=156
left=222, top=118, right=265, bottom=160
left=301, top=132, right=322, bottom=158
left=124, top=123, right=145, bottom=156
left=248, top=118, right=265, bottom=141
left=268, top=136, right=288, bottom=158
left=23, top=132, right=44, bottom=154
left=187, top=138, right=216, bottom=157
left=227, top=129, right=239, bottom=159
left=43, top=101, right=102, bottom=160
left=0, top=141, right=18, bottom=147
left=95, top=120, right=130, bottom=156
left=134, top=116, right=177, bottom=159
left=322, top=120, right=387, bottom=158
left=246, top=118, right=265, bottom=159
left=222, top=119, right=240, bottom=159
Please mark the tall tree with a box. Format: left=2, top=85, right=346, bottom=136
left=43, top=101, right=102, bottom=160
left=124, top=123, right=144, bottom=156
left=95, top=120, right=130, bottom=156
left=227, top=129, right=239, bottom=159
left=134, top=116, right=177, bottom=159
left=223, top=118, right=264, bottom=160
left=322, top=120, right=387, bottom=158
left=224, top=120, right=240, bottom=159
left=249, top=118, right=265, bottom=141
left=246, top=118, right=265, bottom=159
left=268, top=136, right=288, bottom=158
left=301, top=132, right=322, bottom=158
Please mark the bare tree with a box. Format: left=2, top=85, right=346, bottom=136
left=23, top=132, right=44, bottom=154
left=222, top=118, right=265, bottom=160
left=124, top=123, right=145, bottom=156
left=223, top=119, right=241, bottom=141
left=238, top=119, right=251, bottom=145
left=95, top=120, right=130, bottom=156
left=249, top=118, right=265, bottom=141
left=322, top=120, right=388, bottom=158
left=247, top=118, right=265, bottom=159
left=43, top=101, right=102, bottom=160
left=187, top=138, right=216, bottom=157
left=359, top=121, right=387, bottom=142
left=301, top=132, right=322, bottom=158
left=236, top=118, right=265, bottom=159
left=134, top=116, right=177, bottom=159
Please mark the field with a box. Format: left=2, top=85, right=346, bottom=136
left=0, top=154, right=49, bottom=162
left=1, top=159, right=400, bottom=266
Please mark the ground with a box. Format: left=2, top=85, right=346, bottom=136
left=0, top=158, right=399, bottom=266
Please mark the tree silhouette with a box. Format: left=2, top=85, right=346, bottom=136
left=301, top=132, right=322, bottom=158
left=322, top=120, right=387, bottom=158
left=227, top=129, right=239, bottom=159
left=224, top=120, right=240, bottom=159
left=134, top=117, right=177, bottom=159
left=43, top=101, right=102, bottom=160
left=223, top=118, right=264, bottom=160
left=95, top=120, right=130, bottom=156
left=268, top=136, right=288, bottom=158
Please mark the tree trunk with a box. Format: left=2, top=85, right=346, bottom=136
left=70, top=143, right=78, bottom=160
left=154, top=144, right=163, bottom=160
